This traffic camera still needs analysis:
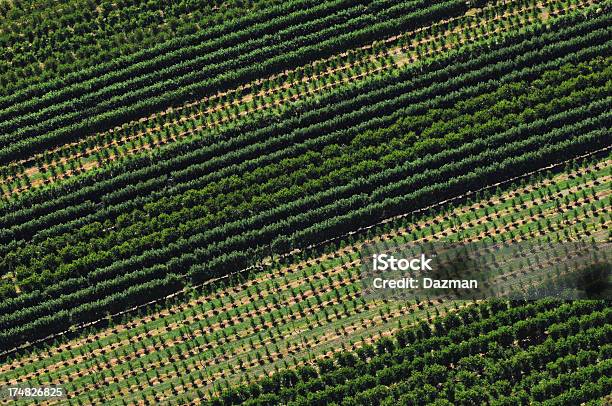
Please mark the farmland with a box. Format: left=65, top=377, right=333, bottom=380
left=0, top=0, right=610, bottom=404
left=1, top=153, right=610, bottom=404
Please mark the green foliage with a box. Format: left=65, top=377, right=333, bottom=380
left=211, top=300, right=612, bottom=405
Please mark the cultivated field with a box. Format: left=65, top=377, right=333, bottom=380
left=0, top=0, right=610, bottom=404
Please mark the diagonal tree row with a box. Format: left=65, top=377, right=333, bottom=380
left=0, top=0, right=469, bottom=163
left=1, top=0, right=562, bottom=198
left=0, top=0, right=285, bottom=95
left=0, top=0, right=570, bottom=197
left=1, top=3, right=606, bottom=238
left=3, top=154, right=608, bottom=371
left=0, top=6, right=610, bottom=351
left=0, top=153, right=608, bottom=404
left=210, top=299, right=611, bottom=405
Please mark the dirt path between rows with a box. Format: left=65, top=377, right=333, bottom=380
left=11, top=175, right=608, bottom=396
left=2, top=159, right=607, bottom=375
left=1, top=0, right=579, bottom=198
